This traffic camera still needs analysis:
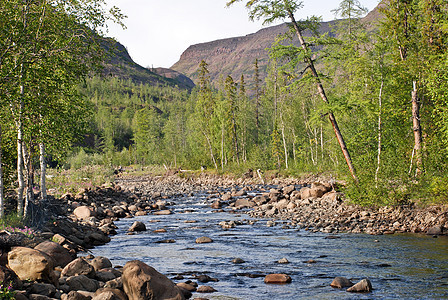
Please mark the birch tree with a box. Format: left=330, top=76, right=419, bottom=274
left=227, top=0, right=358, bottom=181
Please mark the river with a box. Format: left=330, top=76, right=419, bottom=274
left=91, top=187, right=448, bottom=299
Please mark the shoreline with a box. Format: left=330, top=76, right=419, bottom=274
left=2, top=173, right=447, bottom=299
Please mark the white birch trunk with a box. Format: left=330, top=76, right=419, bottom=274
left=40, top=142, right=47, bottom=202
left=375, top=80, right=384, bottom=187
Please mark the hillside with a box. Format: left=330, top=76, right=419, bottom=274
left=101, top=38, right=195, bottom=90
left=171, top=4, right=383, bottom=87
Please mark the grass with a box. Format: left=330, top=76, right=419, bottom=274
left=46, top=165, right=115, bottom=197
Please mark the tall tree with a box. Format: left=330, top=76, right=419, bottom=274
left=227, top=0, right=358, bottom=181
left=0, top=0, right=124, bottom=217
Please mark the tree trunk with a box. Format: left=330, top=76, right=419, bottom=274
left=40, top=142, right=47, bottom=202
left=286, top=7, right=358, bottom=182
left=412, top=81, right=423, bottom=176
left=281, top=120, right=288, bottom=169
left=203, top=131, right=218, bottom=170
left=16, top=87, right=25, bottom=217
left=375, top=80, right=384, bottom=187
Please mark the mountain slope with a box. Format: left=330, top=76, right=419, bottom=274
left=171, top=4, right=383, bottom=88
left=101, top=38, right=195, bottom=90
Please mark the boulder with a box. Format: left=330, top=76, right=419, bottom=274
left=426, top=225, right=444, bottom=235
left=34, top=241, right=75, bottom=268
left=153, top=210, right=172, bottom=215
left=264, top=274, right=292, bottom=284
left=196, top=285, right=217, bottom=293
left=66, top=274, right=100, bottom=292
left=61, top=257, right=95, bottom=278
left=234, top=199, right=256, bottom=209
left=96, top=270, right=116, bottom=282
left=7, top=247, right=57, bottom=284
left=128, top=221, right=146, bottom=232
left=90, top=256, right=113, bottom=271
left=346, top=279, right=373, bottom=293
left=61, top=291, right=91, bottom=300
left=176, top=282, right=196, bottom=292
left=122, top=260, right=184, bottom=300
left=330, top=277, right=354, bottom=288
left=283, top=185, right=296, bottom=195
left=74, top=206, right=95, bottom=220
left=195, top=237, right=213, bottom=244
left=29, top=283, right=57, bottom=297
left=93, top=288, right=127, bottom=300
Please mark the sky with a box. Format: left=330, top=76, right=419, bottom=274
left=104, top=0, right=381, bottom=68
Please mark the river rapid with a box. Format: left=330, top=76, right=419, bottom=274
left=91, top=186, right=448, bottom=300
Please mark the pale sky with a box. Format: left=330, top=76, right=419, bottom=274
left=105, top=0, right=381, bottom=68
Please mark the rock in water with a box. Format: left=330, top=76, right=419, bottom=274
left=195, top=237, right=213, bottom=244
left=264, top=274, right=292, bottom=284
left=122, top=260, right=184, bottom=300
left=346, top=278, right=373, bottom=293
left=128, top=221, right=146, bottom=232
left=330, top=277, right=354, bottom=288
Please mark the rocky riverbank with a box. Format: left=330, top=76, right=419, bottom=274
left=0, top=172, right=447, bottom=299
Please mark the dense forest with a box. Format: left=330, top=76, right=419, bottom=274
left=1, top=0, right=448, bottom=221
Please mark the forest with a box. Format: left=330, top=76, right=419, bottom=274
left=1, top=0, right=448, bottom=222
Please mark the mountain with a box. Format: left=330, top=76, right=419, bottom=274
left=171, top=4, right=383, bottom=88
left=101, top=38, right=195, bottom=90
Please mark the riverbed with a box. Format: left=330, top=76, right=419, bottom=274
left=91, top=187, right=448, bottom=299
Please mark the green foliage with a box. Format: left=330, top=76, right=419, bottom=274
left=0, top=213, right=24, bottom=230
left=0, top=282, right=15, bottom=299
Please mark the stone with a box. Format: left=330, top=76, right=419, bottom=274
left=7, top=247, right=57, bottom=284
left=264, top=274, right=292, bottom=284
left=330, top=277, right=354, bottom=288
left=196, top=286, right=217, bottom=293
left=153, top=210, right=172, bottom=215
left=195, top=237, right=213, bottom=244
left=135, top=211, right=147, bottom=216
left=128, top=221, right=146, bottom=232
left=34, top=241, right=75, bottom=268
left=29, top=283, right=57, bottom=297
left=93, top=288, right=127, bottom=300
left=234, top=199, right=256, bottom=209
left=61, top=257, right=96, bottom=278
left=66, top=274, right=100, bottom=292
left=96, top=270, right=116, bottom=282
left=232, top=258, right=245, bottom=264
left=122, top=260, right=184, bottom=300
left=346, top=279, right=373, bottom=293
left=176, top=282, right=196, bottom=292
left=277, top=258, right=289, bottom=264
left=61, top=291, right=91, bottom=300
left=426, top=225, right=444, bottom=235
left=283, top=185, right=296, bottom=195
left=90, top=256, right=113, bottom=271
left=195, top=275, right=218, bottom=283
left=28, top=295, right=52, bottom=300
left=73, top=206, right=95, bottom=220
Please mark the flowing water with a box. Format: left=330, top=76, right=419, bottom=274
left=91, top=188, right=448, bottom=299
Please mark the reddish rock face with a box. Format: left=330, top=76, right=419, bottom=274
left=122, top=260, right=184, bottom=300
